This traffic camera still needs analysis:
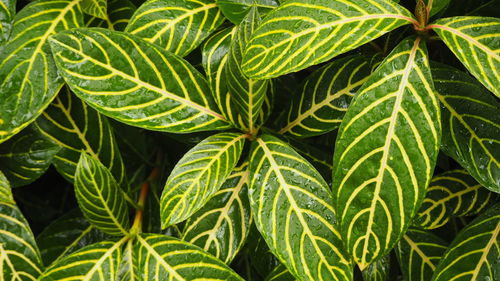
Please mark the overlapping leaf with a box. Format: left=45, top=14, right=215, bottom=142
left=424, top=0, right=451, bottom=17
left=362, top=255, right=391, bottom=281
left=126, top=0, right=224, bottom=57
left=264, top=265, right=297, bottom=281
left=160, top=133, right=245, bottom=228
left=332, top=37, right=441, bottom=269
left=432, top=64, right=500, bottom=192
left=86, top=0, right=136, bottom=31
left=49, top=27, right=231, bottom=133
left=0, top=171, right=44, bottom=280
left=0, top=0, right=83, bottom=143
left=396, top=228, right=448, bottom=281
left=432, top=203, right=500, bottom=281
left=39, top=239, right=125, bottom=281
left=0, top=127, right=60, bottom=187
left=278, top=55, right=374, bottom=137
left=241, top=0, right=416, bottom=79
left=249, top=134, right=353, bottom=281
left=182, top=163, right=251, bottom=263
left=216, top=0, right=278, bottom=24
left=415, top=170, right=494, bottom=229
left=0, top=0, right=15, bottom=43
left=282, top=136, right=333, bottom=181
left=33, top=89, right=127, bottom=185
left=430, top=17, right=500, bottom=97
left=75, top=153, right=130, bottom=236
left=81, top=0, right=107, bottom=19
left=133, top=234, right=244, bottom=280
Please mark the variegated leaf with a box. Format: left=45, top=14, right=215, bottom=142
left=332, top=37, right=441, bottom=269
left=0, top=0, right=15, bottom=43
left=81, top=0, right=107, bottom=19
left=49, top=28, right=231, bottom=133
left=249, top=134, right=353, bottom=281
left=86, top=0, right=136, bottom=31
left=362, top=255, right=391, bottom=281
left=242, top=0, right=417, bottom=79
left=126, top=0, right=224, bottom=57
left=160, top=132, right=246, bottom=228
left=215, top=0, right=278, bottom=24
left=430, top=16, right=500, bottom=97
left=264, top=265, right=297, bottom=281
left=0, top=0, right=83, bottom=143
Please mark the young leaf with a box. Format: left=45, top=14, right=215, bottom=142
left=0, top=171, right=45, bottom=280
left=395, top=228, right=448, bottom=281
left=424, top=0, right=451, bottom=17
left=264, top=264, right=297, bottom=281
left=361, top=255, right=391, bottom=281
left=226, top=7, right=269, bottom=133
left=0, top=0, right=83, bottom=143
left=49, top=28, right=231, bottom=133
left=182, top=163, right=251, bottom=263
left=39, top=239, right=126, bottom=281
left=430, top=17, right=500, bottom=97
left=249, top=134, right=353, bottom=281
left=0, top=0, right=15, bottom=43
left=75, top=153, right=130, bottom=236
left=133, top=234, right=244, bottom=280
left=216, top=0, right=278, bottom=24
left=432, top=204, right=500, bottom=281
left=33, top=89, right=127, bottom=186
left=81, top=0, right=107, bottom=19
left=415, top=170, right=494, bottom=229
left=86, top=0, right=136, bottom=31
left=432, top=64, right=500, bottom=192
left=126, top=0, right=225, bottom=57
left=0, top=127, right=60, bottom=187
left=278, top=55, right=374, bottom=137
left=332, top=37, right=441, bottom=269
left=160, top=132, right=246, bottom=228
left=241, top=0, right=416, bottom=79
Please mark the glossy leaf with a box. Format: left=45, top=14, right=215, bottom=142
left=39, top=239, right=126, bottom=281
left=264, top=265, right=297, bottom=281
left=362, top=255, right=391, bottom=281
left=332, top=37, right=441, bottom=269
left=33, top=89, right=127, bottom=186
left=49, top=27, right=231, bottom=133
left=432, top=64, right=500, bottom=192
left=241, top=0, right=416, bottom=79
left=36, top=209, right=109, bottom=266
left=75, top=153, right=130, bottom=236
left=0, top=0, right=15, bottom=43
left=432, top=203, right=500, bottom=281
left=415, top=170, right=494, bottom=229
left=81, top=0, right=107, bottom=19
left=226, top=7, right=269, bottom=133
left=395, top=228, right=448, bottom=281
left=0, top=127, right=60, bottom=187
left=0, top=171, right=44, bottom=280
left=182, top=163, right=251, bottom=263
left=216, top=0, right=278, bottom=24
left=430, top=17, right=500, bottom=97
left=160, top=132, right=245, bottom=228
left=126, top=0, right=224, bottom=57
left=278, top=55, right=374, bottom=137
left=133, top=234, right=244, bottom=280
left=86, top=0, right=136, bottom=31
left=249, top=134, right=353, bottom=281
left=0, top=0, right=83, bottom=143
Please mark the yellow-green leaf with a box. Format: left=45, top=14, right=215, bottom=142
left=81, top=0, right=107, bottom=19
left=86, top=0, right=136, bottom=31
left=0, top=0, right=15, bottom=43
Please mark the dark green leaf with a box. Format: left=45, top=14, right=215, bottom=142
left=86, top=0, right=136, bottom=31
left=216, top=0, right=278, bottom=24
left=424, top=0, right=451, bottom=17
left=81, top=0, right=107, bottom=19
left=264, top=265, right=297, bottom=281
left=362, top=255, right=391, bottom=281
left=0, top=0, right=15, bottom=43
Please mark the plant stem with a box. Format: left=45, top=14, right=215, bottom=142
left=130, top=166, right=159, bottom=235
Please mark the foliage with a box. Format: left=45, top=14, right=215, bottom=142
left=0, top=0, right=498, bottom=280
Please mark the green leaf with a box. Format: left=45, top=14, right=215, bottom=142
left=86, top=0, right=136, bottom=31
left=126, top=0, right=225, bottom=57
left=249, top=134, right=353, bottom=281
left=432, top=64, right=500, bottom=192
left=361, top=255, right=391, bottom=281
left=36, top=209, right=109, bottom=266
left=216, top=0, right=278, bottom=24
left=81, top=0, right=107, bottom=19
left=282, top=136, right=333, bottom=181
left=430, top=17, right=500, bottom=97
left=49, top=27, right=231, bottom=133
left=133, top=234, right=244, bottom=280
left=226, top=7, right=269, bottom=133
left=39, top=238, right=126, bottom=281
left=424, top=0, right=451, bottom=17
left=0, top=171, right=45, bottom=280
left=395, top=228, right=448, bottom=281
left=241, top=0, right=416, bottom=79
left=0, top=0, right=83, bottom=143
left=264, top=265, right=297, bottom=281
left=182, top=162, right=251, bottom=263
left=33, top=89, right=127, bottom=186
left=75, top=153, right=130, bottom=236
left=432, top=203, right=500, bottom=281
left=160, top=132, right=245, bottom=228
left=0, top=127, right=60, bottom=187
left=332, top=37, right=441, bottom=269
left=415, top=170, right=495, bottom=229
left=278, top=55, right=374, bottom=137
left=0, top=0, right=15, bottom=43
